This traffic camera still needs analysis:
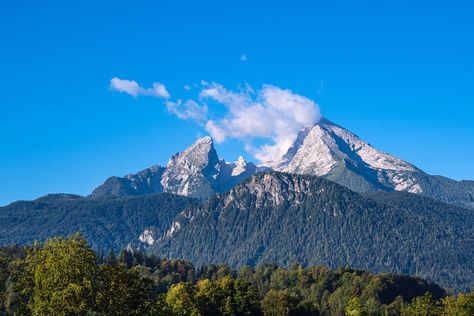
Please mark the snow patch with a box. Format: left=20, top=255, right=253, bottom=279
left=166, top=221, right=181, bottom=238
left=139, top=228, right=158, bottom=246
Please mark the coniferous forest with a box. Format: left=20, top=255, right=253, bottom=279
left=0, top=234, right=473, bottom=316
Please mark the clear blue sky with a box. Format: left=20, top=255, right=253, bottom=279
left=1, top=1, right=473, bottom=205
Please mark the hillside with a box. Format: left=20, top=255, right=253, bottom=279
left=0, top=193, right=198, bottom=252
left=2, top=171, right=473, bottom=291
left=152, top=172, right=474, bottom=291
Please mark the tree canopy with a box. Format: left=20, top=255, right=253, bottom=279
left=0, top=234, right=472, bottom=315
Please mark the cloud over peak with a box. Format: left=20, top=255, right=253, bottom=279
left=109, top=77, right=321, bottom=163
left=165, top=99, right=208, bottom=122
left=200, top=83, right=321, bottom=162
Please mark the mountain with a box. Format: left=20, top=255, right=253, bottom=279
left=265, top=118, right=474, bottom=209
left=152, top=172, right=474, bottom=291
left=91, top=118, right=474, bottom=208
left=1, top=171, right=473, bottom=290
left=0, top=193, right=198, bottom=253
left=92, top=136, right=258, bottom=200
left=2, top=118, right=474, bottom=291
left=90, top=165, right=165, bottom=197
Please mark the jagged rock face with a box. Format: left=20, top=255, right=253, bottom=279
left=92, top=136, right=258, bottom=200
left=214, top=156, right=259, bottom=193
left=91, top=119, right=474, bottom=208
left=263, top=118, right=474, bottom=208
left=126, top=165, right=165, bottom=192
left=160, top=136, right=220, bottom=199
left=139, top=227, right=160, bottom=246
left=223, top=172, right=314, bottom=208
left=91, top=165, right=165, bottom=198
left=160, top=136, right=260, bottom=199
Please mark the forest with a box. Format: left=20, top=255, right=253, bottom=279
left=0, top=234, right=472, bottom=316
left=2, top=174, right=473, bottom=292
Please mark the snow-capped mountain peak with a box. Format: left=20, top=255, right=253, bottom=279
left=160, top=136, right=220, bottom=199
left=158, top=136, right=261, bottom=199
left=91, top=118, right=474, bottom=209
left=265, top=118, right=423, bottom=194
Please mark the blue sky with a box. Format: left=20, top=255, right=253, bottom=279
left=1, top=1, right=473, bottom=205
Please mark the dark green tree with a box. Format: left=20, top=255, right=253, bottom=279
left=95, top=264, right=156, bottom=315
left=261, top=289, right=299, bottom=316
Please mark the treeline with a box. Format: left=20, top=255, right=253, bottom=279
left=0, top=234, right=473, bottom=316
left=0, top=192, right=199, bottom=253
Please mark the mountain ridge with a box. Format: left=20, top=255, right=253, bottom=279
left=1, top=171, right=473, bottom=290
left=91, top=136, right=259, bottom=200
left=90, top=118, right=474, bottom=209
left=271, top=118, right=474, bottom=209
left=151, top=171, right=474, bottom=291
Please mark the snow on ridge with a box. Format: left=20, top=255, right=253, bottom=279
left=283, top=124, right=342, bottom=176
left=230, top=156, right=248, bottom=176
left=279, top=118, right=418, bottom=174
left=265, top=118, right=424, bottom=194
left=325, top=121, right=417, bottom=172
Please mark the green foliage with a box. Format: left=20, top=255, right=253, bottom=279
left=442, top=292, right=474, bottom=316
left=23, top=233, right=99, bottom=315
left=0, top=246, right=28, bottom=315
left=1, top=235, right=165, bottom=315
left=0, top=233, right=472, bottom=316
left=401, top=293, right=442, bottom=316
left=195, top=276, right=261, bottom=316
left=233, top=278, right=262, bottom=315
left=153, top=173, right=474, bottom=292
left=345, top=297, right=366, bottom=316
left=0, top=193, right=198, bottom=253
left=261, top=289, right=299, bottom=316
left=95, top=265, right=156, bottom=315
left=1, top=173, right=473, bottom=293
left=166, top=282, right=200, bottom=316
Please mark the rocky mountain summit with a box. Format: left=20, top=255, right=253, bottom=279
left=265, top=118, right=474, bottom=208
left=92, top=136, right=258, bottom=200
left=3, top=120, right=474, bottom=291
left=90, top=165, right=165, bottom=197
left=91, top=118, right=474, bottom=208
left=267, top=118, right=420, bottom=192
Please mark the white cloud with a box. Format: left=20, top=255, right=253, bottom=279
left=200, top=83, right=321, bottom=162
left=240, top=54, right=248, bottom=62
left=205, top=120, right=227, bottom=143
left=109, top=77, right=321, bottom=163
left=184, top=85, right=191, bottom=91
left=110, top=77, right=208, bottom=123
left=109, top=77, right=141, bottom=96
left=151, top=82, right=170, bottom=98
left=165, top=99, right=208, bottom=122
left=110, top=77, right=170, bottom=98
